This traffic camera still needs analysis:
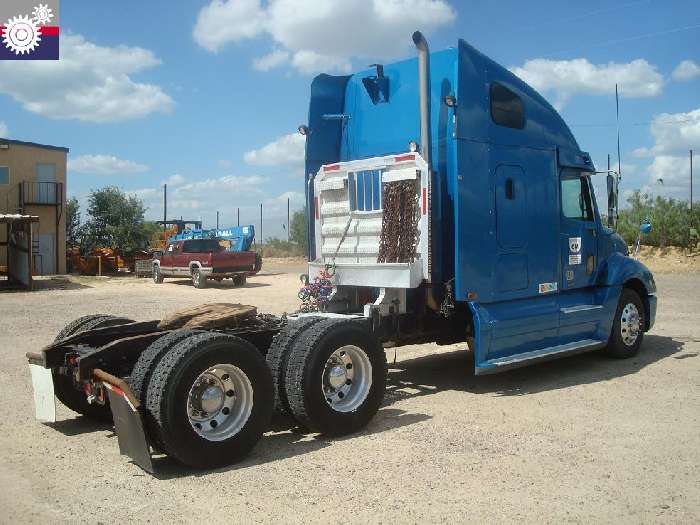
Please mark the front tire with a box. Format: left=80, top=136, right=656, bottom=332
left=232, top=274, right=247, bottom=287
left=191, top=268, right=207, bottom=289
left=284, top=319, right=387, bottom=436
left=145, top=332, right=273, bottom=469
left=603, top=288, right=645, bottom=358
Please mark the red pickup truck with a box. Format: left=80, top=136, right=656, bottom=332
left=153, top=238, right=262, bottom=288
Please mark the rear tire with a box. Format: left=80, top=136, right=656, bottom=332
left=284, top=319, right=387, bottom=436
left=266, top=317, right=323, bottom=415
left=603, top=288, right=645, bottom=358
left=145, top=332, right=273, bottom=469
left=53, top=315, right=134, bottom=421
left=129, top=329, right=202, bottom=452
left=191, top=269, right=207, bottom=289
left=232, top=274, right=247, bottom=287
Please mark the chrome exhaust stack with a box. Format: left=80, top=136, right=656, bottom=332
left=412, top=31, right=432, bottom=172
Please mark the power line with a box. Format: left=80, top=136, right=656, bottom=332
left=569, top=118, right=698, bottom=128
left=551, top=23, right=700, bottom=56
left=522, top=0, right=653, bottom=31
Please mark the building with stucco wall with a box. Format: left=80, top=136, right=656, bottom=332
left=0, top=138, right=68, bottom=275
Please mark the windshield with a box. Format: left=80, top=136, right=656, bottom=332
left=182, top=239, right=222, bottom=253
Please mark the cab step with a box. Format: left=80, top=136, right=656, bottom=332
left=475, top=338, right=607, bottom=375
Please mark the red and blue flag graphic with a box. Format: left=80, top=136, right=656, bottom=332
left=1, top=2, right=59, bottom=60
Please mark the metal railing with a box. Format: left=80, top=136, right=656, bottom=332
left=20, top=181, right=63, bottom=206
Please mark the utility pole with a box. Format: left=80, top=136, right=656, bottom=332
left=260, top=203, right=263, bottom=246
left=237, top=207, right=240, bottom=227
left=287, top=197, right=290, bottom=243
left=163, top=184, right=167, bottom=232
left=216, top=211, right=219, bottom=230
left=691, top=149, right=694, bottom=215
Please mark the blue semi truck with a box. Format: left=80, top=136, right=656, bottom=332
left=27, top=32, right=656, bottom=471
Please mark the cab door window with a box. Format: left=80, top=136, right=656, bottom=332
left=561, top=175, right=593, bottom=221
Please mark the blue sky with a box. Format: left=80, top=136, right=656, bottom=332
left=0, top=0, right=699, bottom=238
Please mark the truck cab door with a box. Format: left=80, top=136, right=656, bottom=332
left=559, top=170, right=598, bottom=290
left=161, top=243, right=175, bottom=274
left=558, top=170, right=606, bottom=343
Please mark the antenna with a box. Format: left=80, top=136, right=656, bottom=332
left=615, top=84, right=622, bottom=219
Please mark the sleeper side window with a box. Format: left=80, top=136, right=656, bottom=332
left=490, top=83, right=525, bottom=129
left=348, top=170, right=382, bottom=211
left=561, top=175, right=594, bottom=221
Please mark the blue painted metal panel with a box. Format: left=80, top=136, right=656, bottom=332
left=303, top=36, right=656, bottom=373
left=170, top=225, right=255, bottom=252
left=305, top=74, right=351, bottom=258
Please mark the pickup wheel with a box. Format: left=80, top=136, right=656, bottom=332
left=266, top=317, right=323, bottom=415
left=232, top=274, right=247, bottom=287
left=53, top=315, right=134, bottom=421
left=604, top=288, right=645, bottom=358
left=191, top=268, right=207, bottom=288
left=153, top=265, right=164, bottom=283
left=284, top=319, right=387, bottom=436
left=145, top=332, right=273, bottom=469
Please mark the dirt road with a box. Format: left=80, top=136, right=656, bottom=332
left=0, top=266, right=698, bottom=523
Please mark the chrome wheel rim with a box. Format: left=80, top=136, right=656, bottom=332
left=620, top=303, right=642, bottom=346
left=321, top=345, right=372, bottom=413
left=187, top=364, right=253, bottom=441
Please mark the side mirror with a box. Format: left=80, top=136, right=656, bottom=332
left=606, top=174, right=617, bottom=227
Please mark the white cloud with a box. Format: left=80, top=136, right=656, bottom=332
left=193, top=0, right=267, bottom=52
left=646, top=155, right=691, bottom=193
left=0, top=121, right=7, bottom=137
left=672, top=60, right=700, bottom=82
left=244, top=133, right=305, bottom=167
left=633, top=108, right=700, bottom=158
left=510, top=58, right=664, bottom=109
left=0, top=34, right=173, bottom=122
left=163, top=174, right=186, bottom=186
left=193, top=0, right=456, bottom=74
left=68, top=154, right=149, bottom=175
left=627, top=108, right=700, bottom=199
left=253, top=49, right=290, bottom=72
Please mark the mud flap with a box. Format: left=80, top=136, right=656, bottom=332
left=29, top=364, right=56, bottom=423
left=104, top=383, right=154, bottom=473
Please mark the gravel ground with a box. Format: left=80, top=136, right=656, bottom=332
left=0, top=266, right=698, bottom=523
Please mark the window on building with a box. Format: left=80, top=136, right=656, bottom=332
left=349, top=170, right=382, bottom=211
left=0, top=166, right=9, bottom=185
left=490, top=83, right=525, bottom=129
left=561, top=175, right=594, bottom=221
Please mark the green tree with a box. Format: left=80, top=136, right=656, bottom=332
left=618, top=190, right=699, bottom=248
left=82, top=187, right=148, bottom=253
left=290, top=208, right=308, bottom=254
left=65, top=197, right=81, bottom=250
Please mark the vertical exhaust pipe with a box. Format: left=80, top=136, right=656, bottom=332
left=412, top=31, right=432, bottom=172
